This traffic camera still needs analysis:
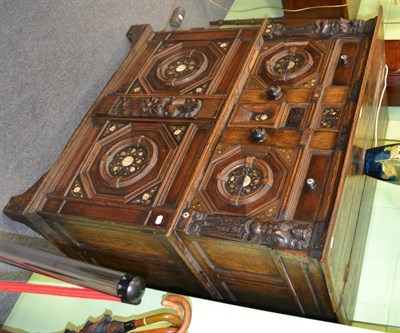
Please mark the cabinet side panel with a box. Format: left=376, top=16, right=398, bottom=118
left=322, top=10, right=385, bottom=321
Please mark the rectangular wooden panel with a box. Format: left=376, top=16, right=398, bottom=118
left=230, top=103, right=282, bottom=127
left=192, top=239, right=280, bottom=278
left=294, top=152, right=333, bottom=222
left=94, top=94, right=225, bottom=120
left=332, top=40, right=359, bottom=86
left=48, top=219, right=172, bottom=261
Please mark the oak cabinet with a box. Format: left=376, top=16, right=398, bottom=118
left=5, top=10, right=387, bottom=321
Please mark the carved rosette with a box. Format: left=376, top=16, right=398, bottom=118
left=186, top=212, right=313, bottom=251
left=109, top=96, right=202, bottom=119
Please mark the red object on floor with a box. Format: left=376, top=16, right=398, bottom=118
left=0, top=281, right=121, bottom=302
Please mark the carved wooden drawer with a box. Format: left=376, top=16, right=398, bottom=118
left=5, top=11, right=387, bottom=322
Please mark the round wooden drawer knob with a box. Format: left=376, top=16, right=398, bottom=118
left=267, top=85, right=282, bottom=100
left=251, top=127, right=267, bottom=143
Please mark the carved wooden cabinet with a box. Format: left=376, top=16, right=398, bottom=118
left=5, top=10, right=387, bottom=322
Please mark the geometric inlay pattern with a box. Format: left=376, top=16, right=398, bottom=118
left=265, top=47, right=313, bottom=81
left=130, top=185, right=159, bottom=206
left=216, top=156, right=273, bottom=207
left=216, top=41, right=231, bottom=53
left=225, top=166, right=264, bottom=196
left=320, top=107, right=341, bottom=128
left=128, top=81, right=144, bottom=94
left=68, top=178, right=86, bottom=198
left=168, top=125, right=187, bottom=143
left=273, top=54, right=305, bottom=74
left=188, top=81, right=211, bottom=94
left=300, top=77, right=317, bottom=88
left=199, top=145, right=289, bottom=216
left=254, top=42, right=323, bottom=87
left=157, top=50, right=208, bottom=87
left=251, top=112, right=270, bottom=122
left=108, top=145, right=148, bottom=178
left=101, top=123, right=126, bottom=138
left=164, top=56, right=200, bottom=79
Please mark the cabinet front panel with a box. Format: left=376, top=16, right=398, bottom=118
left=40, top=118, right=212, bottom=228
left=115, top=28, right=258, bottom=96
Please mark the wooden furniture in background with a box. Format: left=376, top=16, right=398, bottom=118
left=385, top=40, right=400, bottom=106
left=5, top=9, right=387, bottom=322
left=282, top=0, right=349, bottom=19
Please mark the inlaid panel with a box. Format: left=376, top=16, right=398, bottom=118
left=40, top=118, right=212, bottom=227
left=196, top=145, right=289, bottom=216
left=113, top=27, right=259, bottom=95
left=253, top=40, right=327, bottom=87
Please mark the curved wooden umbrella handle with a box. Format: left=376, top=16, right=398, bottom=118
left=161, top=295, right=192, bottom=333
left=134, top=312, right=182, bottom=328
left=138, top=328, right=178, bottom=333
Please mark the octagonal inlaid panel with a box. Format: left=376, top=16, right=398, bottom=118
left=78, top=122, right=178, bottom=201
left=140, top=42, right=225, bottom=94
left=197, top=146, right=289, bottom=216
left=253, top=41, right=325, bottom=87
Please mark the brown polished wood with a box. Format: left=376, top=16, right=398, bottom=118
left=4, top=10, right=387, bottom=322
left=385, top=40, right=400, bottom=106
left=282, top=0, right=349, bottom=19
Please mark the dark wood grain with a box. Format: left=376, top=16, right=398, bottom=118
left=3, top=13, right=385, bottom=322
left=385, top=40, right=400, bottom=106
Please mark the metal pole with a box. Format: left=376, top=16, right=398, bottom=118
left=0, top=239, right=145, bottom=304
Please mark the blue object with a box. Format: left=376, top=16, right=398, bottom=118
left=364, top=143, right=400, bottom=185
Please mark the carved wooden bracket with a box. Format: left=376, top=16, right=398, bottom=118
left=109, top=96, right=202, bottom=119
left=264, top=17, right=376, bottom=39
left=186, top=212, right=313, bottom=251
